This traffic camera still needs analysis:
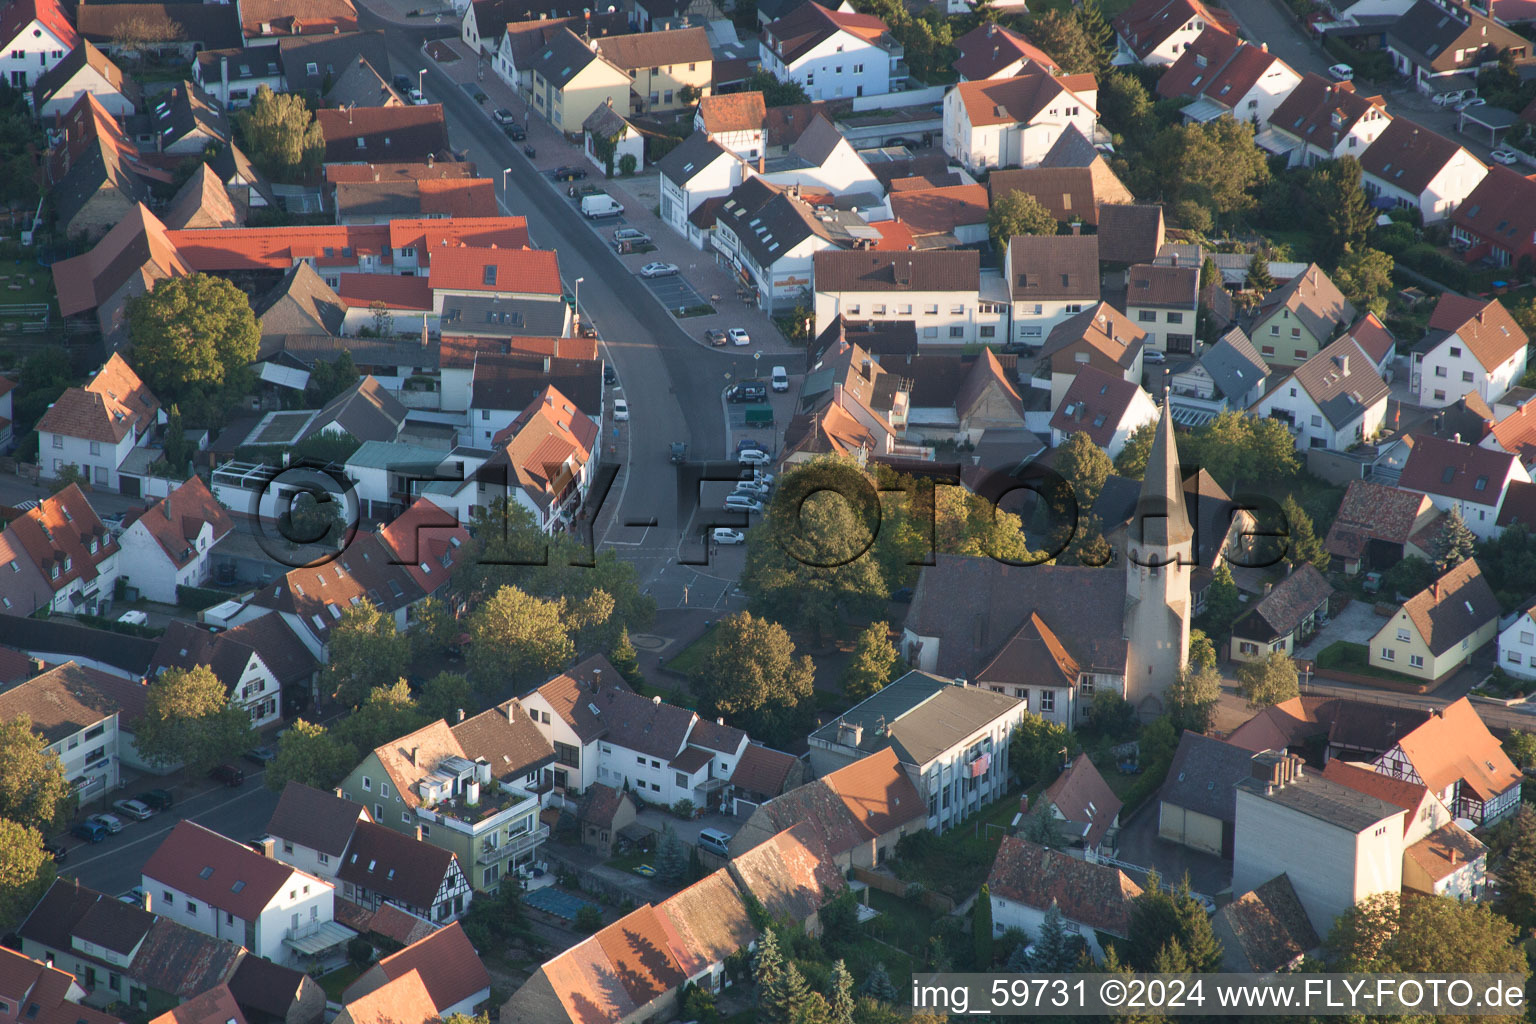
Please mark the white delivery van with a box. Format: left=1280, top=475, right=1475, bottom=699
left=581, top=194, right=624, bottom=219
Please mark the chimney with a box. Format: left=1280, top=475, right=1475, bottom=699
left=415, top=824, right=423, bottom=841
left=1263, top=581, right=1273, bottom=595
left=1454, top=432, right=1462, bottom=444
left=456, top=708, right=465, bottom=722
left=1070, top=222, right=1081, bottom=235
left=465, top=779, right=480, bottom=806
left=506, top=702, right=516, bottom=723
left=257, top=836, right=276, bottom=858
left=1250, top=750, right=1286, bottom=786
left=758, top=151, right=765, bottom=174
left=652, top=694, right=662, bottom=705
left=141, top=889, right=153, bottom=912
left=408, top=746, right=418, bottom=766
left=221, top=55, right=229, bottom=102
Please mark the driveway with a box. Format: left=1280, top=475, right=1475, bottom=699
left=634, top=807, right=739, bottom=846
left=1294, top=598, right=1388, bottom=660
left=1111, top=802, right=1233, bottom=899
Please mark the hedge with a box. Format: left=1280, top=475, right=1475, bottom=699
left=177, top=584, right=229, bottom=610
left=73, top=613, right=163, bottom=639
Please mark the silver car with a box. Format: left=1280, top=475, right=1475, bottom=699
left=89, top=813, right=126, bottom=834
left=112, top=799, right=154, bottom=821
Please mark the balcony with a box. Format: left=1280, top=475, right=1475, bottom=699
left=476, top=824, right=550, bottom=864
left=418, top=783, right=539, bottom=834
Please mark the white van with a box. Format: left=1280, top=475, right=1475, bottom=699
left=697, top=828, right=731, bottom=856
left=581, top=194, right=624, bottom=219
left=771, top=365, right=789, bottom=392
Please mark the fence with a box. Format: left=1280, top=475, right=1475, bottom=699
left=0, top=303, right=50, bottom=334
left=851, top=866, right=955, bottom=914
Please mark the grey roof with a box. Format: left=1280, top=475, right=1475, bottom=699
left=209, top=142, right=279, bottom=208
left=531, top=27, right=608, bottom=88
left=1233, top=563, right=1334, bottom=642
left=469, top=354, right=601, bottom=414
left=1199, top=327, right=1268, bottom=400
left=303, top=375, right=406, bottom=442
left=195, top=44, right=282, bottom=86
left=1160, top=731, right=1256, bottom=824
left=258, top=332, right=440, bottom=371
left=789, top=113, right=845, bottom=166
left=590, top=685, right=696, bottom=759
left=324, top=56, right=403, bottom=110
left=265, top=781, right=366, bottom=857
left=1039, top=124, right=1099, bottom=168
left=154, top=79, right=229, bottom=149
left=656, top=130, right=733, bottom=188
left=253, top=262, right=348, bottom=337
left=440, top=294, right=569, bottom=338
left=1213, top=873, right=1319, bottom=972
left=280, top=32, right=392, bottom=95
left=582, top=101, right=632, bottom=137
left=1289, top=336, right=1390, bottom=429
left=717, top=177, right=859, bottom=271
left=1088, top=473, right=1143, bottom=529
left=52, top=140, right=151, bottom=236
left=807, top=316, right=918, bottom=370
left=1095, top=204, right=1165, bottom=265
left=346, top=440, right=447, bottom=472
left=811, top=670, right=1023, bottom=766
left=1236, top=767, right=1405, bottom=832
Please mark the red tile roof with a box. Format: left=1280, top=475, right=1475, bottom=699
left=1426, top=293, right=1527, bottom=372
left=318, top=104, right=447, bottom=163
left=1394, top=697, right=1520, bottom=801
left=1451, top=165, right=1536, bottom=261
left=1489, top=402, right=1536, bottom=465
left=1113, top=0, right=1231, bottom=60
left=762, top=2, right=891, bottom=65
left=870, top=219, right=916, bottom=250
left=378, top=497, right=469, bottom=595
left=729, top=822, right=848, bottom=922
left=0, top=0, right=79, bottom=54
left=1270, top=73, right=1389, bottom=150
left=1049, top=365, right=1149, bottom=448
left=955, top=69, right=1097, bottom=128
left=142, top=821, right=310, bottom=921
left=1344, top=311, right=1395, bottom=365
left=121, top=477, right=233, bottom=569
left=427, top=246, right=561, bottom=295
left=1395, top=558, right=1499, bottom=657
left=325, top=162, right=481, bottom=184
left=149, top=983, right=246, bottom=1024
left=341, top=969, right=438, bottom=1024
left=1157, top=26, right=1276, bottom=105
left=1360, top=118, right=1477, bottom=197
left=697, top=91, right=766, bottom=134
left=3, top=484, right=116, bottom=594
left=37, top=354, right=160, bottom=444
left=654, top=869, right=756, bottom=977
left=1398, top=433, right=1522, bottom=504
left=888, top=184, right=988, bottom=237
left=372, top=923, right=488, bottom=1013
left=987, top=835, right=1142, bottom=934
left=53, top=204, right=191, bottom=320
left=338, top=273, right=434, bottom=311
left=1042, top=752, right=1122, bottom=850
left=952, top=21, right=1059, bottom=79
left=488, top=385, right=599, bottom=512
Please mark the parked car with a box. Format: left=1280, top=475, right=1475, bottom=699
left=407, top=88, right=425, bottom=104
left=614, top=227, right=651, bottom=245
left=733, top=481, right=770, bottom=499
left=117, top=610, right=147, bottom=625
left=89, top=813, right=125, bottom=834
left=604, top=365, right=618, bottom=385
left=136, top=789, right=174, bottom=811
left=705, top=328, right=728, bottom=347
left=1327, top=63, right=1353, bottom=81
left=44, top=840, right=66, bottom=862
left=504, top=123, right=526, bottom=141
left=697, top=828, right=732, bottom=856
left=210, top=763, right=245, bottom=787
left=639, top=262, right=677, bottom=278
left=581, top=194, right=624, bottom=219
left=736, top=437, right=767, bottom=452
left=493, top=108, right=516, bottom=125
left=1458, top=96, right=1488, bottom=112
left=1144, top=349, right=1166, bottom=365
left=1433, top=89, right=1473, bottom=107
left=738, top=449, right=772, bottom=466
left=578, top=321, right=599, bottom=339
left=613, top=398, right=629, bottom=422
left=1491, top=148, right=1520, bottom=165
left=111, top=799, right=154, bottom=821
left=392, top=73, right=411, bottom=92
left=726, top=382, right=767, bottom=403
left=723, top=495, right=764, bottom=514
left=751, top=469, right=775, bottom=489
left=727, top=327, right=751, bottom=346
left=72, top=820, right=107, bottom=843
left=244, top=746, right=276, bottom=766
left=711, top=528, right=746, bottom=544
left=771, top=365, right=789, bottom=392
left=553, top=166, right=587, bottom=181
left=884, top=136, right=916, bottom=148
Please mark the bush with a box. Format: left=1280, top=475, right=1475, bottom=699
left=176, top=584, right=229, bottom=610
left=574, top=904, right=603, bottom=933
left=346, top=936, right=373, bottom=968
left=672, top=798, right=695, bottom=819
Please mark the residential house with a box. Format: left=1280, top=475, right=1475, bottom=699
left=812, top=250, right=991, bottom=344
left=759, top=2, right=904, bottom=101
left=654, top=870, right=758, bottom=992
left=278, top=32, right=391, bottom=97
left=1112, top=0, right=1231, bottom=66
left=712, top=177, right=864, bottom=313
left=164, top=166, right=239, bottom=230
left=1412, top=294, right=1528, bottom=409
left=1252, top=335, right=1390, bottom=451
left=317, top=106, right=450, bottom=165
left=1232, top=751, right=1405, bottom=937
left=193, top=46, right=284, bottom=108
left=1210, top=875, right=1319, bottom=972
left=303, top=376, right=408, bottom=444
left=1155, top=26, right=1300, bottom=124
left=1359, top=119, right=1486, bottom=224
left=808, top=671, right=1025, bottom=832
left=147, top=984, right=242, bottom=1024
left=464, top=356, right=598, bottom=453
left=987, top=164, right=1134, bottom=228
left=253, top=264, right=348, bottom=340
left=1249, top=263, right=1356, bottom=365
left=334, top=971, right=436, bottom=1024
left=1036, top=302, right=1147, bottom=410
left=986, top=836, right=1142, bottom=959
left=1372, top=696, right=1522, bottom=825
left=952, top=22, right=1060, bottom=80
left=727, top=822, right=849, bottom=932
left=36, top=354, right=160, bottom=489
left=727, top=743, right=804, bottom=816
left=1167, top=326, right=1269, bottom=426
left=153, top=613, right=318, bottom=721
left=1229, top=564, right=1334, bottom=662
left=943, top=69, right=1099, bottom=173
left=1396, top=434, right=1530, bottom=539
left=0, top=485, right=120, bottom=616
left=1158, top=731, right=1254, bottom=857
left=430, top=242, right=563, bottom=320
left=574, top=783, right=637, bottom=856
left=1005, top=234, right=1100, bottom=345
left=1450, top=166, right=1536, bottom=267
left=477, top=385, right=599, bottom=533
left=225, top=955, right=326, bottom=1024
left=789, top=339, right=914, bottom=461
left=730, top=747, right=926, bottom=868
left=491, top=11, right=628, bottom=96
left=757, top=113, right=883, bottom=196
left=150, top=80, right=228, bottom=156
left=342, top=924, right=489, bottom=1018
left=1096, top=203, right=1167, bottom=267
left=1481, top=402, right=1536, bottom=471
left=590, top=29, right=711, bottom=114
left=887, top=184, right=989, bottom=247
left=77, top=4, right=242, bottom=61
left=657, top=131, right=748, bottom=247
left=239, top=0, right=357, bottom=40
left=338, top=704, right=554, bottom=893
left=1040, top=753, right=1122, bottom=862
left=336, top=820, right=472, bottom=924
left=582, top=103, right=644, bottom=175
left=695, top=91, right=767, bottom=158
left=141, top=821, right=344, bottom=968
left=1324, top=480, right=1443, bottom=575
left=1367, top=558, right=1501, bottom=682
left=1125, top=262, right=1200, bottom=355
left=1499, top=598, right=1536, bottom=680
left=1263, top=73, right=1391, bottom=168
left=333, top=178, right=497, bottom=226
left=1049, top=366, right=1159, bottom=458
left=0, top=661, right=124, bottom=801
left=264, top=781, right=372, bottom=880
left=0, top=0, right=76, bottom=92
left=529, top=28, right=630, bottom=134
left=1385, top=0, right=1529, bottom=94
left=51, top=204, right=191, bottom=348
left=1342, top=311, right=1398, bottom=375
left=116, top=478, right=233, bottom=604
left=899, top=347, right=1030, bottom=444
left=32, top=41, right=138, bottom=118
left=46, top=94, right=162, bottom=246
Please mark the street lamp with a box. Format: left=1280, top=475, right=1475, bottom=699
left=573, top=276, right=584, bottom=331
left=417, top=68, right=426, bottom=97
left=502, top=167, right=511, bottom=193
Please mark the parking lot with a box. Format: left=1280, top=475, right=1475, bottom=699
left=639, top=272, right=710, bottom=311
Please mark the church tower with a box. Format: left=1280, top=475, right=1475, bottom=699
left=1123, top=393, right=1192, bottom=713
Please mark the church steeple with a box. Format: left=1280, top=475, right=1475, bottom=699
left=1131, top=389, right=1193, bottom=554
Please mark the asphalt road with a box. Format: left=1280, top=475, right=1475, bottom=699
left=369, top=16, right=766, bottom=592
left=60, top=773, right=280, bottom=899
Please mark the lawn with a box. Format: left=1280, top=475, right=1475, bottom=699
left=664, top=624, right=719, bottom=676
left=1316, top=640, right=1425, bottom=685
left=317, top=964, right=365, bottom=1002
left=889, top=791, right=1022, bottom=900
left=865, top=888, right=941, bottom=956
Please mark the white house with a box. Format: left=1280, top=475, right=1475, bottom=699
left=1251, top=336, right=1390, bottom=452
left=1049, top=365, right=1159, bottom=458
left=1232, top=751, right=1405, bottom=938
left=1384, top=0, right=1531, bottom=96
left=1411, top=295, right=1528, bottom=410
left=713, top=177, right=861, bottom=313
left=0, top=0, right=77, bottom=94
left=480, top=384, right=599, bottom=535
left=1263, top=73, right=1391, bottom=168
left=1006, top=234, right=1101, bottom=345
left=343, top=441, right=454, bottom=522
left=1155, top=27, right=1300, bottom=125
left=142, top=820, right=343, bottom=968
left=31, top=41, right=138, bottom=119
left=149, top=617, right=294, bottom=730
left=986, top=836, right=1142, bottom=960
left=264, top=781, right=373, bottom=881
left=1397, top=435, right=1530, bottom=540
left=758, top=2, right=905, bottom=101
left=1370, top=697, right=1521, bottom=826
left=656, top=131, right=748, bottom=248
left=1112, top=0, right=1229, bottom=67
left=0, top=484, right=120, bottom=617
left=695, top=91, right=767, bottom=159
left=758, top=114, right=885, bottom=199
left=116, top=477, right=234, bottom=604
left=812, top=250, right=994, bottom=345
left=1500, top=603, right=1536, bottom=681
left=36, top=354, right=161, bottom=491
left=1125, top=262, right=1199, bottom=357
left=943, top=70, right=1098, bottom=174
left=0, top=662, right=123, bottom=804
left=1359, top=119, right=1486, bottom=225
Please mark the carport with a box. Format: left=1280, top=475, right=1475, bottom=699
left=1459, top=106, right=1520, bottom=148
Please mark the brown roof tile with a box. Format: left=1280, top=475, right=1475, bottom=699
left=729, top=822, right=848, bottom=921
left=265, top=781, right=369, bottom=857
left=888, top=184, right=988, bottom=237
left=37, top=354, right=160, bottom=444
left=531, top=655, right=629, bottom=744
left=371, top=922, right=488, bottom=1012
left=954, top=69, right=1097, bottom=128
left=1394, top=697, right=1519, bottom=800
left=654, top=869, right=756, bottom=976
left=1212, top=873, right=1318, bottom=971
left=592, top=27, right=711, bottom=69
left=451, top=699, right=555, bottom=782
left=728, top=743, right=799, bottom=798
left=1092, top=204, right=1165, bottom=265
left=1042, top=753, right=1122, bottom=850
left=1425, top=293, right=1527, bottom=372
left=341, top=969, right=438, bottom=1024
left=989, top=165, right=1133, bottom=226
left=952, top=21, right=1059, bottom=79
left=1398, top=433, right=1521, bottom=503
left=1007, top=234, right=1099, bottom=301
left=1232, top=563, right=1333, bottom=642
left=1395, top=559, right=1499, bottom=657
left=987, top=835, right=1142, bottom=934
left=0, top=661, right=126, bottom=744
left=1404, top=822, right=1486, bottom=881
left=813, top=250, right=980, bottom=293
left=1050, top=365, right=1150, bottom=448
left=144, top=821, right=310, bottom=921
left=1126, top=262, right=1198, bottom=308
left=697, top=90, right=766, bottom=134
left=1113, top=0, right=1233, bottom=61
left=150, top=983, right=246, bottom=1024
left=1359, top=118, right=1475, bottom=197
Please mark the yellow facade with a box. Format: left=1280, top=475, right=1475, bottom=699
left=1368, top=608, right=1497, bottom=682
left=625, top=60, right=711, bottom=113
left=534, top=60, right=631, bottom=133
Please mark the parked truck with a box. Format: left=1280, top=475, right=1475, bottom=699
left=581, top=194, right=624, bottom=219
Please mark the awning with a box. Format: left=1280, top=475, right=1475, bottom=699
left=1180, top=97, right=1229, bottom=123
left=283, top=920, right=355, bottom=955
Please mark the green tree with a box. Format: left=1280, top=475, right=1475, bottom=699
left=830, top=960, right=855, bottom=1024
left=1115, top=422, right=1158, bottom=480
left=1200, top=563, right=1241, bottom=641
left=1076, top=0, right=1115, bottom=72
left=265, top=718, right=357, bottom=791
left=843, top=621, right=903, bottom=701
left=1328, top=891, right=1527, bottom=988
left=307, top=350, right=359, bottom=406
left=163, top=404, right=189, bottom=475
left=1188, top=629, right=1217, bottom=672
left=1246, top=252, right=1276, bottom=294
left=280, top=489, right=345, bottom=549
left=1431, top=507, right=1477, bottom=572
left=743, top=69, right=809, bottom=106
left=1055, top=430, right=1114, bottom=509
left=695, top=612, right=815, bottom=747
left=0, top=717, right=73, bottom=833
left=1309, top=157, right=1373, bottom=263
left=409, top=596, right=458, bottom=660
left=973, top=883, right=994, bottom=967
left=859, top=961, right=898, bottom=1002
left=328, top=600, right=410, bottom=707
left=1141, top=117, right=1270, bottom=227
left=756, top=928, right=790, bottom=1022
left=610, top=626, right=641, bottom=683
left=0, top=819, right=55, bottom=930
left=126, top=274, right=259, bottom=411
left=988, top=188, right=1059, bottom=253
left=238, top=84, right=324, bottom=180
left=1504, top=730, right=1536, bottom=770
left=1166, top=662, right=1222, bottom=734
left=1382, top=553, right=1437, bottom=601
left=1031, top=902, right=1078, bottom=971
left=1497, top=803, right=1536, bottom=929
left=418, top=672, right=472, bottom=722
left=468, top=585, right=575, bottom=687
left=333, top=680, right=429, bottom=754
left=781, top=965, right=814, bottom=1024
left=1029, top=8, right=1098, bottom=74
left=1332, top=245, right=1394, bottom=319
left=1098, top=72, right=1154, bottom=146
left=657, top=822, right=688, bottom=882
left=1236, top=650, right=1299, bottom=708
left=574, top=903, right=603, bottom=933
left=1280, top=494, right=1328, bottom=573
left=1127, top=872, right=1223, bottom=972
left=1023, top=808, right=1064, bottom=849
left=1140, top=716, right=1180, bottom=769
left=135, top=666, right=256, bottom=774
left=1011, top=714, right=1072, bottom=786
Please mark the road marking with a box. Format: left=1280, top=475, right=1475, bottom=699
left=65, top=776, right=269, bottom=872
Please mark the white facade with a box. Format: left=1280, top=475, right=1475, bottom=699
left=1498, top=611, right=1536, bottom=681
left=1251, top=378, right=1388, bottom=452
left=758, top=27, right=894, bottom=101
left=36, top=62, right=136, bottom=119
left=116, top=517, right=219, bottom=605
left=1126, top=302, right=1197, bottom=355
left=919, top=712, right=1022, bottom=833
left=1012, top=298, right=1092, bottom=345
left=1277, top=107, right=1391, bottom=168
left=695, top=109, right=763, bottom=160
left=1, top=14, right=71, bottom=92
left=49, top=711, right=119, bottom=803
left=660, top=153, right=746, bottom=248
left=1116, top=13, right=1210, bottom=67
left=1361, top=148, right=1487, bottom=225
left=991, top=893, right=1116, bottom=960
left=41, top=549, right=119, bottom=617
left=812, top=288, right=1003, bottom=345
left=1415, top=474, right=1528, bottom=540
left=1415, top=334, right=1528, bottom=410
left=713, top=216, right=833, bottom=313
left=1214, top=62, right=1301, bottom=127
left=1049, top=389, right=1159, bottom=458
left=40, top=429, right=138, bottom=491
left=942, top=86, right=1097, bottom=174
left=142, top=866, right=335, bottom=967
left=518, top=691, right=599, bottom=792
